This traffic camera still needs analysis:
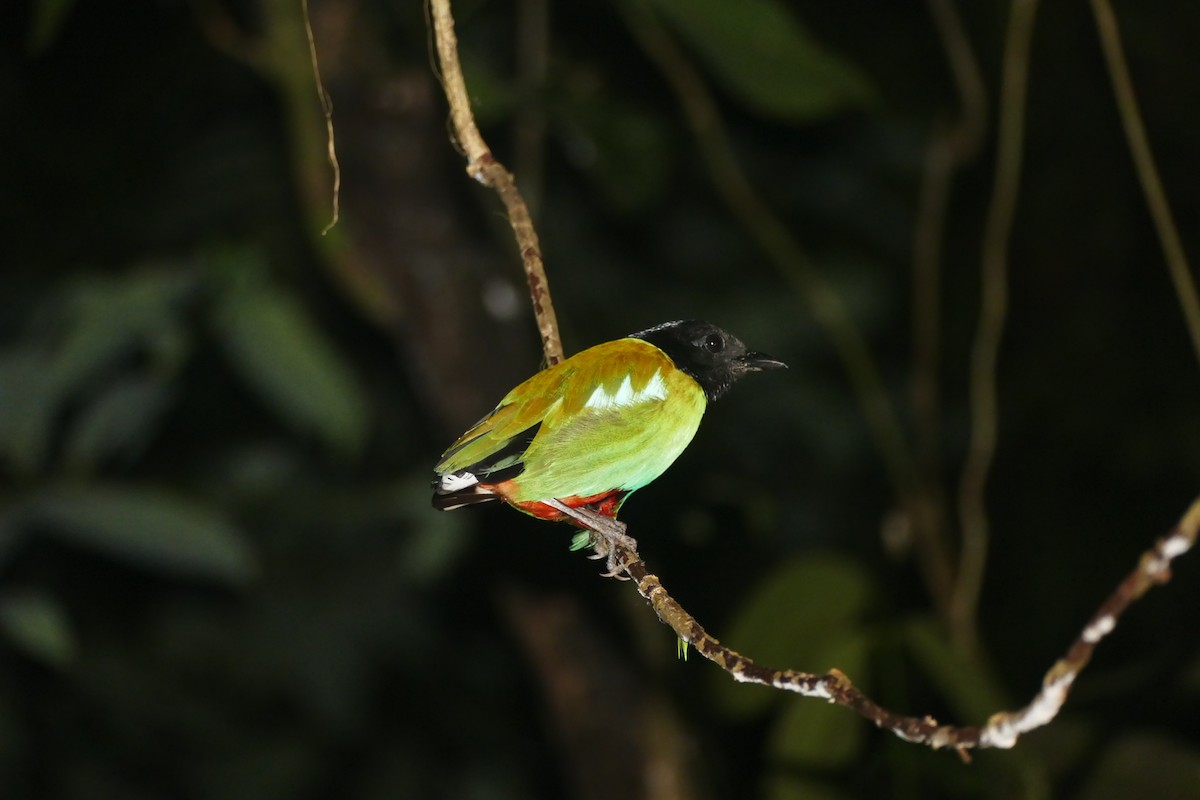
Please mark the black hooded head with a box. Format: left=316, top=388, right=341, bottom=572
left=631, top=320, right=786, bottom=401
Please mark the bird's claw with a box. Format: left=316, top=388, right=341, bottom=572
left=544, top=498, right=637, bottom=578
left=587, top=527, right=636, bottom=579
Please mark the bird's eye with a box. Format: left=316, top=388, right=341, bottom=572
left=702, top=333, right=725, bottom=354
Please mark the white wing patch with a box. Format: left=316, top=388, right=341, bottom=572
left=439, top=471, right=479, bottom=492
left=583, top=370, right=668, bottom=411
left=641, top=370, right=669, bottom=401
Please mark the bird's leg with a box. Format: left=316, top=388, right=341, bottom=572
left=544, top=498, right=638, bottom=577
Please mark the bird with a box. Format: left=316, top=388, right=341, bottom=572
left=431, top=320, right=785, bottom=571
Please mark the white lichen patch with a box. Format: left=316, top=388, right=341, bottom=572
left=1143, top=554, right=1169, bottom=577
left=1161, top=530, right=1193, bottom=560
left=1082, top=614, right=1115, bottom=644
left=980, top=673, right=1074, bottom=749
left=797, top=681, right=833, bottom=700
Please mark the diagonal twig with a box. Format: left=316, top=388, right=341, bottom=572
left=1089, top=0, right=1200, bottom=368
left=953, top=0, right=1040, bottom=654
left=301, top=0, right=340, bottom=235
left=908, top=0, right=989, bottom=626
left=609, top=497, right=1198, bottom=756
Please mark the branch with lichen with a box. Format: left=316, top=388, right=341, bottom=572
left=428, top=0, right=563, bottom=366
left=427, top=0, right=1200, bottom=757
left=603, top=497, right=1199, bottom=757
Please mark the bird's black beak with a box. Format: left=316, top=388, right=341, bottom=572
left=736, top=351, right=788, bottom=372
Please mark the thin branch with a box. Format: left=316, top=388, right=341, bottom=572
left=301, top=0, right=341, bottom=235
left=606, top=496, right=1198, bottom=756
left=926, top=0, right=989, bottom=157
left=1089, top=0, right=1200, bottom=368
left=909, top=0, right=989, bottom=624
left=953, top=0, right=1039, bottom=653
left=427, top=0, right=564, bottom=365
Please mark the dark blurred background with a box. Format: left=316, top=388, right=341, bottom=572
left=2, top=1, right=1199, bottom=798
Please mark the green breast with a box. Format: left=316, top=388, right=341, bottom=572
left=509, top=364, right=707, bottom=503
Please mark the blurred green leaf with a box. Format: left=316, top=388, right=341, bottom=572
left=27, top=485, right=256, bottom=584
left=0, top=269, right=192, bottom=476
left=1080, top=733, right=1200, bottom=800
left=0, top=348, right=56, bottom=475
left=763, top=775, right=854, bottom=800
left=28, top=0, right=76, bottom=52
left=64, top=374, right=174, bottom=472
left=53, top=269, right=193, bottom=391
left=213, top=264, right=369, bottom=458
left=709, top=552, right=875, bottom=717
left=645, top=0, right=874, bottom=121
left=0, top=591, right=77, bottom=668
left=556, top=70, right=675, bottom=214
left=768, top=632, right=870, bottom=768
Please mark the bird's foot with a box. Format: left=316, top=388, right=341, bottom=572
left=544, top=499, right=638, bottom=578
left=590, top=519, right=638, bottom=579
